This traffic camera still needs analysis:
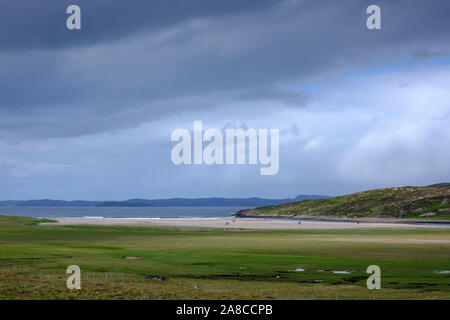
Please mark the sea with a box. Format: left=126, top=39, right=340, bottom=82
left=0, top=206, right=246, bottom=219
left=1, top=206, right=448, bottom=227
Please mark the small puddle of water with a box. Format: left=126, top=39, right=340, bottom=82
left=289, top=268, right=305, bottom=272
left=332, top=270, right=352, bottom=274
left=123, top=256, right=141, bottom=260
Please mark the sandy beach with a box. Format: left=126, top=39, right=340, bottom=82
left=43, top=217, right=448, bottom=230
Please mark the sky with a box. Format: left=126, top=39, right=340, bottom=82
left=0, top=0, right=450, bottom=200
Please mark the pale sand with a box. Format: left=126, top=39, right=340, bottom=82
left=42, top=218, right=448, bottom=230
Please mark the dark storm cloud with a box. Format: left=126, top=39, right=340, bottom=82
left=0, top=0, right=278, bottom=52
left=0, top=0, right=450, bottom=139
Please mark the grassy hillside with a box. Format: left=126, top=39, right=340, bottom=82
left=239, top=186, right=450, bottom=220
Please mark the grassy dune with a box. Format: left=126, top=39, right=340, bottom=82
left=0, top=215, right=449, bottom=299
left=240, top=186, right=450, bottom=220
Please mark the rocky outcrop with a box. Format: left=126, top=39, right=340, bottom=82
left=234, top=208, right=257, bottom=217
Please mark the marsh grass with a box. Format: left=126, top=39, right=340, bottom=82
left=0, top=215, right=449, bottom=299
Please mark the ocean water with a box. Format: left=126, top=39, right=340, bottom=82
left=0, top=206, right=246, bottom=219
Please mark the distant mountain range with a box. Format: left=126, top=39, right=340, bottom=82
left=0, top=195, right=329, bottom=208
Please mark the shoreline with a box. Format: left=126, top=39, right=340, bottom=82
left=233, top=208, right=450, bottom=225
left=41, top=217, right=450, bottom=229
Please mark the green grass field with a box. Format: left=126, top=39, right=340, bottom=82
left=0, top=215, right=449, bottom=299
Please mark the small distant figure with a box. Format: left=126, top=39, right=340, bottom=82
left=356, top=221, right=360, bottom=224
left=194, top=284, right=200, bottom=290
left=298, top=221, right=301, bottom=224
left=225, top=222, right=230, bottom=226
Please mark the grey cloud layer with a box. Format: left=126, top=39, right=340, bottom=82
left=0, top=1, right=450, bottom=199
left=1, top=0, right=277, bottom=52
left=1, top=0, right=450, bottom=139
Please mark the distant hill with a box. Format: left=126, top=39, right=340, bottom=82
left=0, top=200, right=25, bottom=206
left=426, top=182, right=450, bottom=188
left=236, top=185, right=450, bottom=220
left=292, top=195, right=328, bottom=202
left=97, top=196, right=328, bottom=207
left=0, top=195, right=329, bottom=208
left=16, top=199, right=102, bottom=207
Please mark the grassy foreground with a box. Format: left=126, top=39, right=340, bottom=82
left=0, top=215, right=449, bottom=299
